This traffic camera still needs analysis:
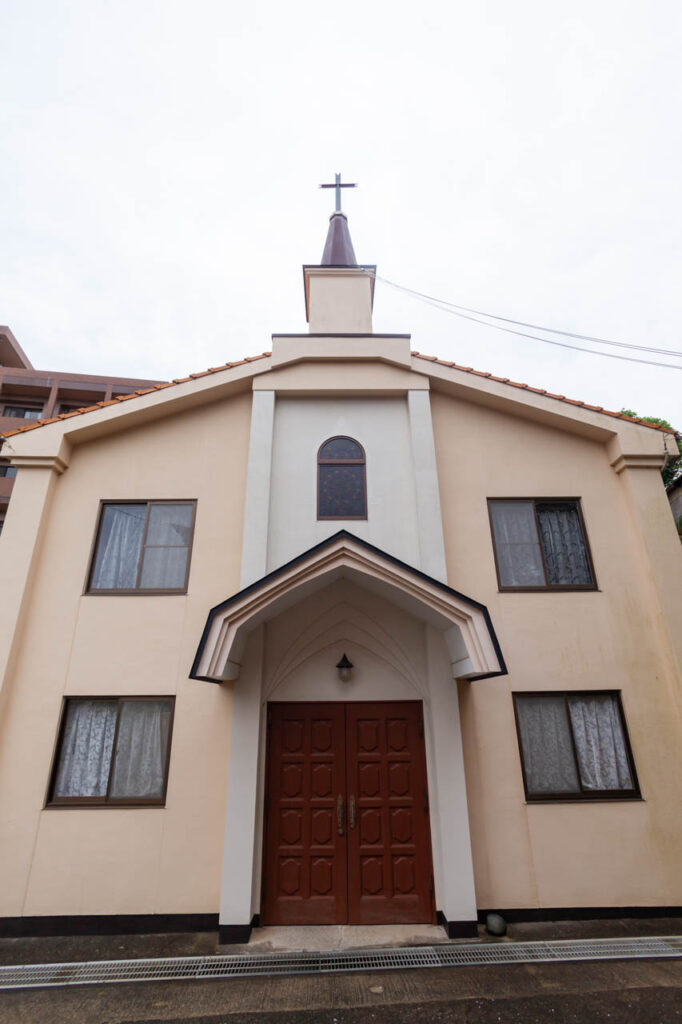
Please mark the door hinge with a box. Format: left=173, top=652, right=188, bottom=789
left=423, top=790, right=429, bottom=814
left=419, top=717, right=424, bottom=739
left=267, top=708, right=272, bottom=728
left=429, top=873, right=434, bottom=895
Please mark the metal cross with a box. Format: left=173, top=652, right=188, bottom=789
left=319, top=172, right=357, bottom=212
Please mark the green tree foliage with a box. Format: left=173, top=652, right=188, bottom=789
left=621, top=410, right=682, bottom=488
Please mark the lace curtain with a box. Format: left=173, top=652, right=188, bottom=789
left=567, top=695, right=633, bottom=790
left=489, top=502, right=545, bottom=587
left=90, top=505, right=146, bottom=589
left=54, top=700, right=118, bottom=797
left=516, top=695, right=580, bottom=794
left=138, top=504, right=193, bottom=589
left=536, top=503, right=591, bottom=586
left=516, top=693, right=633, bottom=795
left=90, top=503, right=192, bottom=590
left=490, top=501, right=592, bottom=587
left=110, top=700, right=172, bottom=799
left=54, top=699, right=172, bottom=800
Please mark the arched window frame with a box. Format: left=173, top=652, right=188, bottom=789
left=317, top=436, right=367, bottom=521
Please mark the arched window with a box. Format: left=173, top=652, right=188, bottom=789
left=318, top=436, right=367, bottom=520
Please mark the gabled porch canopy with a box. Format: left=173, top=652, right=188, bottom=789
left=191, top=531, right=507, bottom=684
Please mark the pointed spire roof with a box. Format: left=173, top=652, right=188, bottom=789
left=321, top=212, right=357, bottom=266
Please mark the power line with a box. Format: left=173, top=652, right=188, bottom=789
left=369, top=274, right=682, bottom=371
left=377, top=276, right=682, bottom=357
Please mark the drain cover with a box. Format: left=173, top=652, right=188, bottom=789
left=1, top=935, right=680, bottom=990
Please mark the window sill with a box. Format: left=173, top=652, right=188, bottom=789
left=317, top=517, right=368, bottom=522
left=524, top=796, right=644, bottom=805
left=45, top=802, right=167, bottom=810
left=84, top=590, right=189, bottom=597
left=498, top=587, right=601, bottom=594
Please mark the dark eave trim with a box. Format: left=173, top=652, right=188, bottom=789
left=189, top=530, right=507, bottom=681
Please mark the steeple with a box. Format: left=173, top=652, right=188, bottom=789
left=304, top=173, right=375, bottom=333
left=321, top=212, right=357, bottom=266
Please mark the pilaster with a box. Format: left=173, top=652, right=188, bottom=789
left=0, top=453, right=68, bottom=718
left=425, top=625, right=478, bottom=929
left=218, top=627, right=265, bottom=940
left=408, top=390, right=448, bottom=582
left=240, top=391, right=275, bottom=588
left=608, top=436, right=682, bottom=690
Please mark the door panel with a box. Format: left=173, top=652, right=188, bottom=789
left=262, top=701, right=435, bottom=926
left=346, top=702, right=434, bottom=924
left=262, top=703, right=347, bottom=925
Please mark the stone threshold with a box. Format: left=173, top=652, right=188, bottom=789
left=236, top=924, right=450, bottom=953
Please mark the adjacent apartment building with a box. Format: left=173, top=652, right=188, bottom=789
left=0, top=211, right=680, bottom=943
left=0, top=325, right=161, bottom=533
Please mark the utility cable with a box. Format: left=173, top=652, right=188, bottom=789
left=367, top=273, right=682, bottom=371
left=372, top=274, right=682, bottom=358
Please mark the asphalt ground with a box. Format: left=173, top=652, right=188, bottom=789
left=1, top=920, right=681, bottom=1023
left=126, top=988, right=682, bottom=1024
left=1, top=958, right=681, bottom=1023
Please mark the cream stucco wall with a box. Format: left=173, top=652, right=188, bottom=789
left=0, top=392, right=251, bottom=917
left=268, top=396, right=421, bottom=570
left=430, top=388, right=682, bottom=910
left=0, top=345, right=680, bottom=927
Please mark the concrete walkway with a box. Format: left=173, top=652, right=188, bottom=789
left=236, top=923, right=450, bottom=952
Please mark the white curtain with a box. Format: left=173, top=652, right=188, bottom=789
left=109, top=700, right=172, bottom=799
left=489, top=502, right=545, bottom=587
left=568, top=695, right=633, bottom=790
left=90, top=505, right=145, bottom=589
left=53, top=700, right=118, bottom=797
left=516, top=695, right=580, bottom=795
left=537, top=503, right=591, bottom=585
left=138, top=504, right=193, bottom=589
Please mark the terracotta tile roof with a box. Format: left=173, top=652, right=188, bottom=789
left=0, top=347, right=671, bottom=440
left=0, top=352, right=273, bottom=439
left=411, top=352, right=674, bottom=433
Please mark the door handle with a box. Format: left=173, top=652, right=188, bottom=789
left=337, top=794, right=344, bottom=836
left=349, top=794, right=356, bottom=829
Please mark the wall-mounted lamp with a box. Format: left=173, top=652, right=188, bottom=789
left=336, top=653, right=354, bottom=683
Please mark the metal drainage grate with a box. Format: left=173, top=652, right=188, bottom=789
left=1, top=935, right=681, bottom=990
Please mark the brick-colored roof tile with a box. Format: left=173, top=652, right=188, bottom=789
left=412, top=353, right=671, bottom=433
left=1, top=347, right=670, bottom=440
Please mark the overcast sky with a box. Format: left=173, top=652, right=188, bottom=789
left=1, top=1, right=680, bottom=426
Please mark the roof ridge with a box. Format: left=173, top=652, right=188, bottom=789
left=411, top=352, right=673, bottom=433
left=0, top=346, right=672, bottom=440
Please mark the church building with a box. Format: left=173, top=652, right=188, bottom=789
left=0, top=199, right=680, bottom=943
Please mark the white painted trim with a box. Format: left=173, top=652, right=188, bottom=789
left=407, top=390, right=448, bottom=582
left=424, top=625, right=477, bottom=921
left=219, top=627, right=265, bottom=926
left=195, top=535, right=504, bottom=683
left=217, top=616, right=479, bottom=929
left=270, top=335, right=412, bottom=369
left=240, top=391, right=275, bottom=588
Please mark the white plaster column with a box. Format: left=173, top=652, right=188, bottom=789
left=610, top=451, right=682, bottom=687
left=0, top=455, right=67, bottom=718
left=424, top=625, right=477, bottom=926
left=240, top=390, right=275, bottom=588
left=407, top=390, right=448, bottom=582
left=219, top=627, right=265, bottom=930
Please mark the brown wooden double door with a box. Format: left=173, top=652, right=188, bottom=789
left=262, top=701, right=435, bottom=926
